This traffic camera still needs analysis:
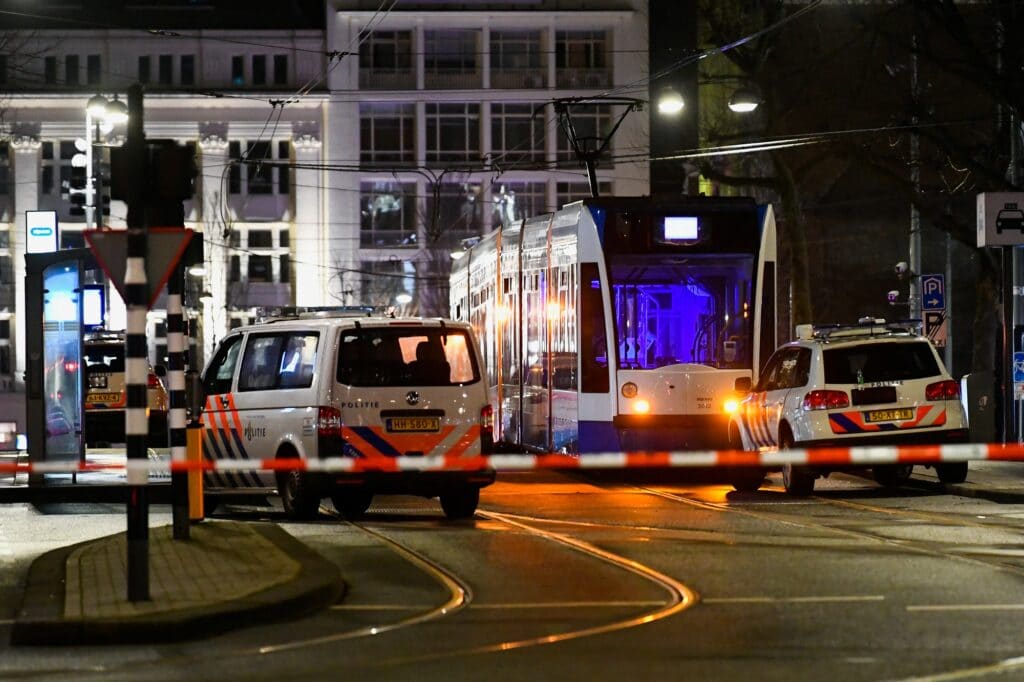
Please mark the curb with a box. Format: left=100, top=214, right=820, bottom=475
left=11, top=523, right=345, bottom=646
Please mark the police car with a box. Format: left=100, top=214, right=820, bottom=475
left=199, top=310, right=495, bottom=519
left=729, top=318, right=969, bottom=495
left=83, top=331, right=169, bottom=447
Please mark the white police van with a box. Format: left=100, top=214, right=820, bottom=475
left=729, top=318, right=969, bottom=495
left=199, top=310, right=495, bottom=519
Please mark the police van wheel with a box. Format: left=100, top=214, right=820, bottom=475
left=873, top=464, right=913, bottom=487
left=331, top=490, right=373, bottom=519
left=278, top=471, right=320, bottom=520
left=440, top=488, right=480, bottom=519
left=936, top=462, right=968, bottom=484
left=730, top=469, right=764, bottom=493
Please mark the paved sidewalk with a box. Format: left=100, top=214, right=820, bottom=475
left=11, top=521, right=345, bottom=645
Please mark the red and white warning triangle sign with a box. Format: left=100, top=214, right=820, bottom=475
left=84, top=227, right=194, bottom=310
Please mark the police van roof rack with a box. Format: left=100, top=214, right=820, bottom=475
left=796, top=317, right=923, bottom=342
left=255, top=306, right=380, bottom=324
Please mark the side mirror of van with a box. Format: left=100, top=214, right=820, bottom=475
left=734, top=376, right=752, bottom=392
left=154, top=364, right=167, bottom=378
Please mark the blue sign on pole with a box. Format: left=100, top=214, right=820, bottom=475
left=921, top=273, right=945, bottom=311
left=1015, top=352, right=1024, bottom=384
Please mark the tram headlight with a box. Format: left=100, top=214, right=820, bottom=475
left=723, top=398, right=740, bottom=415
left=634, top=399, right=650, bottom=414
left=621, top=382, right=638, bottom=399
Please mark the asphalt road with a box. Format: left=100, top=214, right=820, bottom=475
left=5, top=463, right=1024, bottom=680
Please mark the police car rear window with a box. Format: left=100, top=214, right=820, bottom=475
left=84, top=345, right=125, bottom=373
left=823, top=341, right=939, bottom=384
left=336, top=328, right=478, bottom=387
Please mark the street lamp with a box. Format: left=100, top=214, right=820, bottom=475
left=727, top=86, right=764, bottom=113
left=657, top=87, right=685, bottom=115
left=79, top=94, right=128, bottom=229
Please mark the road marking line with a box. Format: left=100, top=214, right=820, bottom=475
left=892, top=654, right=1024, bottom=681
left=331, top=600, right=666, bottom=611
left=906, top=604, right=1024, bottom=612
left=703, top=595, right=885, bottom=604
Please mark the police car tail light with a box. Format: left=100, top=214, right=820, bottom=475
left=802, top=390, right=849, bottom=411
left=318, top=406, right=343, bottom=437
left=925, top=380, right=960, bottom=401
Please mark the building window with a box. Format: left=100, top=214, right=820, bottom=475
left=229, top=256, right=240, bottom=282
left=44, top=56, right=56, bottom=84
left=556, top=30, right=608, bottom=69
left=65, top=55, right=79, bottom=85
left=273, top=54, right=288, bottom=85
left=0, top=143, right=8, bottom=196
left=0, top=55, right=6, bottom=85
left=556, top=104, right=613, bottom=165
left=228, top=141, right=241, bottom=193
left=491, top=103, right=545, bottom=164
left=360, top=181, right=417, bottom=248
left=248, top=255, right=273, bottom=282
left=245, top=141, right=272, bottom=194
left=279, top=229, right=289, bottom=248
left=0, top=228, right=8, bottom=247
left=0, top=256, right=10, bottom=284
left=279, top=255, right=290, bottom=284
left=359, top=31, right=412, bottom=73
left=360, top=259, right=411, bottom=308
left=424, top=30, right=478, bottom=74
left=425, top=103, right=479, bottom=166
left=228, top=229, right=241, bottom=247
left=159, top=55, right=172, bottom=85
left=491, top=30, right=542, bottom=70
left=360, top=103, right=415, bottom=166
left=138, top=56, right=151, bottom=83
left=252, top=55, right=266, bottom=85
left=248, top=230, right=273, bottom=248
left=427, top=183, right=485, bottom=243
left=556, top=180, right=611, bottom=208
left=87, top=55, right=100, bottom=85
left=229, top=140, right=288, bottom=195
left=277, top=140, right=290, bottom=193
left=231, top=55, right=244, bottom=85
left=492, top=181, right=546, bottom=228
left=181, top=55, right=195, bottom=85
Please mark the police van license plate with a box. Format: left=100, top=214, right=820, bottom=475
left=865, top=408, right=913, bottom=422
left=386, top=417, right=441, bottom=432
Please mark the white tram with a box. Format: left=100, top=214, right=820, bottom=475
left=450, top=196, right=777, bottom=454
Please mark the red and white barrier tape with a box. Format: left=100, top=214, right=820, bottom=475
left=2, top=442, right=1024, bottom=475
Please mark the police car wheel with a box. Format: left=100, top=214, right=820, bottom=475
left=278, top=470, right=320, bottom=519
left=782, top=464, right=814, bottom=496
left=873, top=464, right=913, bottom=487
left=440, top=488, right=480, bottom=519
left=936, top=461, right=968, bottom=484
left=331, top=490, right=373, bottom=519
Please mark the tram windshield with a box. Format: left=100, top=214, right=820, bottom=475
left=606, top=253, right=754, bottom=370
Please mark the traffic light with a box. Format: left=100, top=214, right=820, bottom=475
left=64, top=167, right=88, bottom=216
left=110, top=139, right=197, bottom=227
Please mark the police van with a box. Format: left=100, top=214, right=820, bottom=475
left=199, top=311, right=495, bottom=519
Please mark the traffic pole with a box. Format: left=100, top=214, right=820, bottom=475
left=168, top=261, right=189, bottom=539
left=124, top=83, right=150, bottom=601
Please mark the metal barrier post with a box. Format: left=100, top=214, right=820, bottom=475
left=187, top=421, right=204, bottom=521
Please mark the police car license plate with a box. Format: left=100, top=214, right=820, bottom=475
left=386, top=417, right=441, bottom=432
left=865, top=408, right=913, bottom=422
left=86, top=392, right=121, bottom=405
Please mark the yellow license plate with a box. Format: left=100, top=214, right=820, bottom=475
left=86, top=392, right=121, bottom=405
left=386, top=417, right=441, bottom=433
left=866, top=408, right=913, bottom=423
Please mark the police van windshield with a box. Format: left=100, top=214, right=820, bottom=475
left=84, top=344, right=125, bottom=373
left=336, top=328, right=479, bottom=387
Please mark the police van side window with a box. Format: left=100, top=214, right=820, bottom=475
left=204, top=336, right=243, bottom=395
left=239, top=335, right=285, bottom=391
left=238, top=332, right=320, bottom=391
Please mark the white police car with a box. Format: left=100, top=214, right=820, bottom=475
left=199, top=310, right=495, bottom=519
left=729, top=319, right=969, bottom=495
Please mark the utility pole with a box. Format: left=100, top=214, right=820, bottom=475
left=908, top=34, right=922, bottom=322
left=123, top=84, right=150, bottom=601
